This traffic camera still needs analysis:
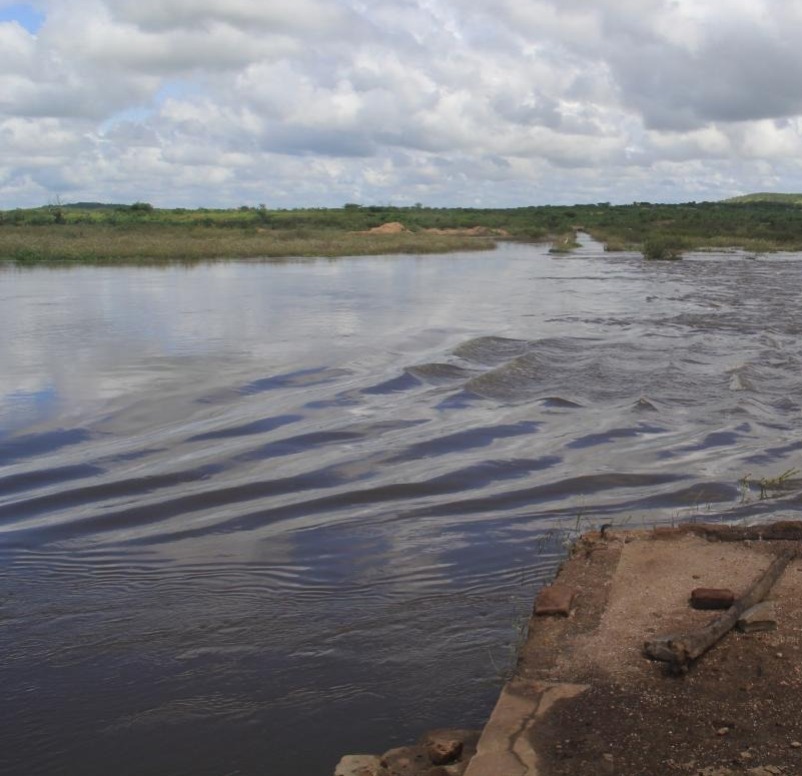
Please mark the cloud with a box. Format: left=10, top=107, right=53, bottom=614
left=3, top=0, right=802, bottom=207
left=108, top=0, right=347, bottom=35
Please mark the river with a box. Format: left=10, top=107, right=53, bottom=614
left=2, top=238, right=802, bottom=775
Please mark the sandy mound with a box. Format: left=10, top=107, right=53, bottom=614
left=365, top=222, right=408, bottom=234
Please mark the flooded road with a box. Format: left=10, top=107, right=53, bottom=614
left=2, top=239, right=802, bottom=775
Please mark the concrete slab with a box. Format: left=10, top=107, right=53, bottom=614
left=334, top=521, right=802, bottom=775
left=514, top=522, right=802, bottom=774
left=463, top=681, right=588, bottom=776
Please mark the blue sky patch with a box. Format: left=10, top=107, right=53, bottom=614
left=155, top=80, right=204, bottom=105
left=0, top=3, right=45, bottom=33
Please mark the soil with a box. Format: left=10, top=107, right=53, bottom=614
left=365, top=222, right=407, bottom=234
left=522, top=526, right=802, bottom=775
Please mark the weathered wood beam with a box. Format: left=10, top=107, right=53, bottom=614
left=643, top=548, right=796, bottom=673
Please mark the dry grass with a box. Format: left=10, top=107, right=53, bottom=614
left=0, top=225, right=496, bottom=263
left=695, top=235, right=802, bottom=252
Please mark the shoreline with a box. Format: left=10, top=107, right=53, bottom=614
left=0, top=226, right=499, bottom=264
left=7, top=199, right=802, bottom=263
left=337, top=520, right=802, bottom=775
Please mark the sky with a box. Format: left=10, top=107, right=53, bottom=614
left=3, top=0, right=802, bottom=209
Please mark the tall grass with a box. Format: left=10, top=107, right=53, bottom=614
left=0, top=225, right=495, bottom=263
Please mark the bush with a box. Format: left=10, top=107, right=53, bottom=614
left=642, top=236, right=686, bottom=260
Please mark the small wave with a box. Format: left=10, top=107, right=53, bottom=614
left=0, top=464, right=104, bottom=497
left=187, top=414, right=302, bottom=442
left=0, top=428, right=92, bottom=466
left=362, top=362, right=486, bottom=396
left=636, top=481, right=739, bottom=508
left=538, top=396, right=583, bottom=409
left=361, top=371, right=421, bottom=394
left=743, top=439, right=802, bottom=465
left=239, top=366, right=350, bottom=395
left=0, top=463, right=225, bottom=526
left=238, top=430, right=363, bottom=462
left=453, top=335, right=530, bottom=364
left=405, top=362, right=476, bottom=383
left=567, top=423, right=667, bottom=450
left=464, top=353, right=542, bottom=402
left=239, top=419, right=427, bottom=462
left=387, top=421, right=540, bottom=462
left=410, top=471, right=688, bottom=518
left=658, top=424, right=752, bottom=459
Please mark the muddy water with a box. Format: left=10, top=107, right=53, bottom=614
left=2, top=239, right=802, bottom=775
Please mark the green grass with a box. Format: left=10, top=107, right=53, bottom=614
left=601, top=236, right=637, bottom=252
left=641, top=236, right=687, bottom=261
left=7, top=196, right=802, bottom=264
left=0, top=224, right=495, bottom=263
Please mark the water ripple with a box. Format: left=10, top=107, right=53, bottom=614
left=5, top=243, right=802, bottom=776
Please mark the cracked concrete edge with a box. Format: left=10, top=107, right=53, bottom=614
left=463, top=681, right=589, bottom=776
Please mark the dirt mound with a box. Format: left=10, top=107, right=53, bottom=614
left=365, top=222, right=407, bottom=234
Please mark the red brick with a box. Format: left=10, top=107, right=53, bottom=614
left=535, top=584, right=575, bottom=616
left=690, top=587, right=735, bottom=610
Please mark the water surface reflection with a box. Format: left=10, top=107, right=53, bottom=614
left=2, top=242, right=802, bottom=775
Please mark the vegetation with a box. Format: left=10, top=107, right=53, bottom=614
left=641, top=236, right=687, bottom=261
left=739, top=468, right=801, bottom=502
left=0, top=223, right=495, bottom=264
left=724, top=193, right=802, bottom=206
left=5, top=196, right=802, bottom=263
left=548, top=231, right=581, bottom=254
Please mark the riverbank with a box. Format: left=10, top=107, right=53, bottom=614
left=338, top=521, right=802, bottom=775
left=0, top=224, right=496, bottom=263
left=6, top=198, right=802, bottom=262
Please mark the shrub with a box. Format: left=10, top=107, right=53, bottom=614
left=642, top=236, right=686, bottom=260
left=548, top=232, right=580, bottom=254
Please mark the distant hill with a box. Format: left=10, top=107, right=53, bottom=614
left=725, top=193, right=802, bottom=205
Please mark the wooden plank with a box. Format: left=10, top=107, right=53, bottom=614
left=644, top=548, right=795, bottom=673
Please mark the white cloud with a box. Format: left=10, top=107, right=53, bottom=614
left=109, top=0, right=348, bottom=34
left=3, top=0, right=802, bottom=207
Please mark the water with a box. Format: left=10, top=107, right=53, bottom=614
left=2, top=239, right=802, bottom=775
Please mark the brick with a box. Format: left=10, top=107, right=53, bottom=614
left=534, top=584, right=575, bottom=616
left=690, top=587, right=735, bottom=610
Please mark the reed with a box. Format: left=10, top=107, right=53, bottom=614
left=0, top=225, right=495, bottom=263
